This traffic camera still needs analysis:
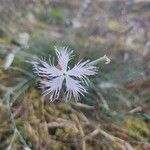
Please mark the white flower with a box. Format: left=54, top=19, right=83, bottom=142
left=31, top=47, right=98, bottom=101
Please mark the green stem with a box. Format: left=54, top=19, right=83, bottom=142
left=89, top=55, right=111, bottom=66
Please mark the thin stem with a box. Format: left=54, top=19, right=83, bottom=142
left=89, top=55, right=111, bottom=66
left=4, top=90, right=30, bottom=149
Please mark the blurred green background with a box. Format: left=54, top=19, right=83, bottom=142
left=0, top=0, right=149, bottom=150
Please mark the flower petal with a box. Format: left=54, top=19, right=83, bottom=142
left=55, top=46, right=73, bottom=71
left=65, top=76, right=87, bottom=101
left=31, top=58, right=62, bottom=78
left=40, top=76, right=64, bottom=101
left=67, top=60, right=97, bottom=82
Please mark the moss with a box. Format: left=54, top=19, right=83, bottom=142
left=60, top=114, right=69, bottom=120
left=64, top=125, right=77, bottom=138
left=55, top=128, right=64, bottom=138
left=51, top=141, right=66, bottom=150
left=15, top=118, right=24, bottom=126
left=45, top=105, right=55, bottom=115
left=70, top=113, right=79, bottom=123
left=23, top=124, right=37, bottom=144
left=123, top=117, right=150, bottom=141
left=57, top=103, right=71, bottom=113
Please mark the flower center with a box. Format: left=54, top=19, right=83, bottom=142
left=62, top=71, right=68, bottom=76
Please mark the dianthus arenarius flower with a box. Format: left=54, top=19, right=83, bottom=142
left=31, top=47, right=98, bottom=101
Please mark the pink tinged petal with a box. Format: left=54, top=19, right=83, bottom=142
left=55, top=46, right=73, bottom=71
left=67, top=60, right=98, bottom=81
left=40, top=76, right=64, bottom=101
left=32, top=59, right=62, bottom=78
left=65, top=76, right=87, bottom=101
